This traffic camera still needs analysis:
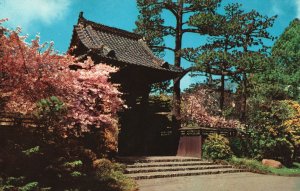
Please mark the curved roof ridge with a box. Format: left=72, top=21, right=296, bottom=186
left=78, top=12, right=142, bottom=40
left=138, top=39, right=164, bottom=65
left=68, top=12, right=183, bottom=74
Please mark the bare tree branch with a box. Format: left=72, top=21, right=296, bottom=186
left=150, top=45, right=175, bottom=52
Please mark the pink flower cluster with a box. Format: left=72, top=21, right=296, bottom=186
left=0, top=20, right=123, bottom=140
left=181, top=88, right=240, bottom=129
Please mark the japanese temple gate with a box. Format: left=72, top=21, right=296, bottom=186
left=68, top=12, right=237, bottom=157
left=68, top=12, right=182, bottom=156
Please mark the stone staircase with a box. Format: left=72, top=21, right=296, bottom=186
left=118, top=156, right=247, bottom=180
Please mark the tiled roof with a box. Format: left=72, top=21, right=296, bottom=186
left=70, top=12, right=182, bottom=73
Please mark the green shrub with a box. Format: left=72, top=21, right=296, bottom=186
left=6, top=176, right=26, bottom=186
left=70, top=171, right=83, bottom=177
left=203, top=134, right=233, bottom=160
left=0, top=177, right=39, bottom=191
left=246, top=100, right=300, bottom=166
left=1, top=98, right=136, bottom=191
left=34, top=96, right=67, bottom=134
left=64, top=160, right=83, bottom=168
left=228, top=157, right=300, bottom=176
left=35, top=96, right=66, bottom=118
left=229, top=136, right=249, bottom=157
left=22, top=146, right=40, bottom=156
left=0, top=124, right=137, bottom=191
left=228, top=157, right=270, bottom=173
left=93, top=159, right=137, bottom=191
left=243, top=127, right=294, bottom=165
left=19, top=182, right=39, bottom=191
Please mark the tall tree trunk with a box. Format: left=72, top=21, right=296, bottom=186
left=220, top=37, right=228, bottom=112
left=241, top=71, right=247, bottom=121
left=208, top=73, right=213, bottom=86
left=220, top=74, right=225, bottom=111
left=241, top=43, right=248, bottom=122
left=172, top=0, right=183, bottom=128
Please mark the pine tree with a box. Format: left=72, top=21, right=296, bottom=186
left=135, top=0, right=222, bottom=125
left=271, top=18, right=300, bottom=100
left=135, top=1, right=276, bottom=123
left=192, top=4, right=276, bottom=120
left=194, top=4, right=243, bottom=110
left=251, top=19, right=300, bottom=101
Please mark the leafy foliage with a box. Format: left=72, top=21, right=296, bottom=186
left=135, top=0, right=223, bottom=120
left=0, top=116, right=137, bottom=191
left=135, top=0, right=165, bottom=58
left=228, top=136, right=250, bottom=158
left=64, top=160, right=83, bottom=168
left=93, top=159, right=137, bottom=191
left=181, top=86, right=240, bottom=128
left=250, top=19, right=300, bottom=101
left=135, top=0, right=222, bottom=57
left=191, top=3, right=276, bottom=120
left=150, top=81, right=172, bottom=94
left=0, top=20, right=123, bottom=152
left=228, top=157, right=300, bottom=176
left=228, top=157, right=270, bottom=174
left=241, top=19, right=300, bottom=165
left=35, top=96, right=66, bottom=122
left=0, top=176, right=40, bottom=191
left=0, top=19, right=135, bottom=191
left=246, top=100, right=300, bottom=166
left=203, top=133, right=233, bottom=160
left=22, top=146, right=40, bottom=156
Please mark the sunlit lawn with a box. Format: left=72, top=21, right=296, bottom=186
left=228, top=157, right=300, bottom=176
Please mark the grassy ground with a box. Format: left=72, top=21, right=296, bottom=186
left=269, top=162, right=300, bottom=176
left=227, top=157, right=300, bottom=176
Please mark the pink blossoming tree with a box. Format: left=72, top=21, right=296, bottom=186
left=181, top=87, right=240, bottom=129
left=0, top=19, right=123, bottom=151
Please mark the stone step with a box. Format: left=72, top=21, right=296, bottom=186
left=118, top=156, right=202, bottom=163
left=126, top=161, right=214, bottom=168
left=125, top=164, right=233, bottom=174
left=127, top=168, right=248, bottom=180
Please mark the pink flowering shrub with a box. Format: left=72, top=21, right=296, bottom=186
left=181, top=87, right=240, bottom=128
left=0, top=19, right=123, bottom=151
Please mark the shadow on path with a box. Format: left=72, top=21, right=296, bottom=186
left=137, top=172, right=300, bottom=191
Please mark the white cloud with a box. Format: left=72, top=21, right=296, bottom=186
left=270, top=0, right=284, bottom=16
left=270, top=0, right=300, bottom=17
left=296, top=0, right=300, bottom=18
left=181, top=75, right=193, bottom=90
left=0, top=0, right=71, bottom=30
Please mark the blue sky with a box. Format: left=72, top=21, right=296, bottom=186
left=0, top=0, right=299, bottom=90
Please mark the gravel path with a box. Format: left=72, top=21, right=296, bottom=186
left=137, top=172, right=300, bottom=191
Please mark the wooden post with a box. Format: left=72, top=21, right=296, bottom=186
left=177, top=128, right=202, bottom=158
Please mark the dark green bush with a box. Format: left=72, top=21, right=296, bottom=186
left=92, top=159, right=137, bottom=191
left=0, top=96, right=137, bottom=191
left=0, top=176, right=40, bottom=191
left=203, top=134, right=233, bottom=160
left=0, top=126, right=137, bottom=191
left=229, top=136, right=249, bottom=157
left=246, top=128, right=294, bottom=165
left=246, top=100, right=300, bottom=166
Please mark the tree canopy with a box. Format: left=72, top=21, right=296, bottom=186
left=250, top=18, right=300, bottom=102
left=195, top=3, right=276, bottom=120
left=135, top=1, right=277, bottom=121
left=135, top=0, right=223, bottom=123
left=0, top=20, right=123, bottom=151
